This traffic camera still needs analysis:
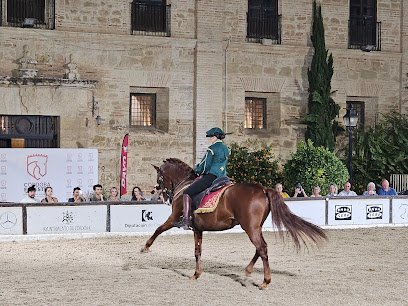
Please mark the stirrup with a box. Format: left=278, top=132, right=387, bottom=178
left=173, top=217, right=191, bottom=230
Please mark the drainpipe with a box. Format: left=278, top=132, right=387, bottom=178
left=224, top=39, right=231, bottom=133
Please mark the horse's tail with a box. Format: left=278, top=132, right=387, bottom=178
left=265, top=188, right=327, bottom=250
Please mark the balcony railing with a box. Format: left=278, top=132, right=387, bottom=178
left=247, top=10, right=281, bottom=44
left=0, top=0, right=55, bottom=29
left=131, top=2, right=171, bottom=37
left=348, top=17, right=381, bottom=51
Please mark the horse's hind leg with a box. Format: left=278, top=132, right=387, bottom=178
left=191, top=230, right=203, bottom=280
left=141, top=217, right=174, bottom=253
left=245, top=251, right=259, bottom=276
left=245, top=228, right=271, bottom=289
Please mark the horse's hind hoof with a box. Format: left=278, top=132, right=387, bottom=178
left=259, top=282, right=269, bottom=290
left=140, top=247, right=150, bottom=253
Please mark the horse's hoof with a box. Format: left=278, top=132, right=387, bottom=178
left=245, top=269, right=252, bottom=277
left=140, top=247, right=150, bottom=253
left=259, top=282, right=268, bottom=290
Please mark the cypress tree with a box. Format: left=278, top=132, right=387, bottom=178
left=304, top=1, right=340, bottom=151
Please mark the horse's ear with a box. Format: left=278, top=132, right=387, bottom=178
left=152, top=164, right=161, bottom=173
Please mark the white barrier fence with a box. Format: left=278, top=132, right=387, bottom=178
left=0, top=196, right=407, bottom=236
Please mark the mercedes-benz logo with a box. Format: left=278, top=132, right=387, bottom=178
left=0, top=211, right=17, bottom=229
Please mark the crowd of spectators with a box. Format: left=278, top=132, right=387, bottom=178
left=274, top=178, right=399, bottom=198
left=20, top=183, right=164, bottom=204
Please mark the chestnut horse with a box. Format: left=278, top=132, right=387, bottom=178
left=142, top=158, right=327, bottom=289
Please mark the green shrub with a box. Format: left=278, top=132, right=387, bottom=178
left=284, top=140, right=349, bottom=195
left=227, top=143, right=282, bottom=188
left=350, top=112, right=408, bottom=194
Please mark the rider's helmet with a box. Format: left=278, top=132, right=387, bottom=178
left=206, top=127, right=226, bottom=140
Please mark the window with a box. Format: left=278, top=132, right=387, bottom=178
left=346, top=101, right=365, bottom=129
left=1, top=0, right=55, bottom=29
left=130, top=94, right=156, bottom=127
left=247, top=0, right=280, bottom=43
left=348, top=0, right=380, bottom=50
left=245, top=97, right=266, bottom=129
left=0, top=115, right=59, bottom=148
left=131, top=0, right=171, bottom=37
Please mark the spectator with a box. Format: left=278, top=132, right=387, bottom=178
left=131, top=186, right=146, bottom=201
left=41, top=186, right=58, bottom=203
left=293, top=182, right=308, bottom=198
left=68, top=187, right=86, bottom=203
left=90, top=184, right=104, bottom=202
left=377, top=179, right=398, bottom=196
left=363, top=182, right=377, bottom=196
left=275, top=183, right=289, bottom=198
left=150, top=184, right=164, bottom=202
left=338, top=181, right=358, bottom=196
left=107, top=187, right=120, bottom=201
left=326, top=183, right=338, bottom=197
left=21, top=185, right=39, bottom=203
left=310, top=186, right=322, bottom=197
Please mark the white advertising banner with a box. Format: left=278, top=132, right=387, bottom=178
left=391, top=198, right=408, bottom=224
left=26, top=205, right=107, bottom=234
left=286, top=200, right=326, bottom=226
left=0, top=207, right=23, bottom=235
left=110, top=204, right=182, bottom=233
left=328, top=198, right=390, bottom=226
left=0, top=149, right=98, bottom=203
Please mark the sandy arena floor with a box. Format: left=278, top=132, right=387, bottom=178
left=0, top=227, right=407, bottom=306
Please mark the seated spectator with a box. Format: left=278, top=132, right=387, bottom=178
left=293, top=182, right=308, bottom=198
left=338, top=181, right=357, bottom=196
left=131, top=186, right=146, bottom=201
left=68, top=187, right=86, bottom=202
left=326, top=183, right=338, bottom=197
left=21, top=185, right=39, bottom=203
left=363, top=182, right=377, bottom=196
left=310, top=186, right=322, bottom=197
left=377, top=179, right=398, bottom=196
left=275, top=183, right=289, bottom=198
left=107, top=187, right=120, bottom=201
left=150, top=184, right=164, bottom=202
left=41, top=186, right=58, bottom=203
left=90, top=184, right=104, bottom=202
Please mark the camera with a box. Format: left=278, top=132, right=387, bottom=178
left=295, top=182, right=302, bottom=189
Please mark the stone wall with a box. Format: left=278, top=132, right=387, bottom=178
left=0, top=0, right=405, bottom=194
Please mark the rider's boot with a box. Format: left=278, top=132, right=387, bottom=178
left=174, top=194, right=192, bottom=230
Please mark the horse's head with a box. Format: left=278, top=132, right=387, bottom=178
left=152, top=158, right=197, bottom=204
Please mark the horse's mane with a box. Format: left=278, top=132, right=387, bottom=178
left=163, top=158, right=196, bottom=179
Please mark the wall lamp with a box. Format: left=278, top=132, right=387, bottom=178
left=92, top=97, right=103, bottom=125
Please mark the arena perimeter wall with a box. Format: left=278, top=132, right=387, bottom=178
left=0, top=197, right=407, bottom=236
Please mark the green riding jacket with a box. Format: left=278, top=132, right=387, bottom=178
left=195, top=140, right=229, bottom=177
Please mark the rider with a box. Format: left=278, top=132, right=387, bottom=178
left=174, top=127, right=230, bottom=230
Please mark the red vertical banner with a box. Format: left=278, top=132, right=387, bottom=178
left=119, top=134, right=129, bottom=197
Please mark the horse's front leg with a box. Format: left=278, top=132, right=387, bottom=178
left=141, top=217, right=175, bottom=253
left=191, top=230, right=203, bottom=280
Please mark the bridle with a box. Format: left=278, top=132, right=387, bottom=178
left=157, top=172, right=192, bottom=204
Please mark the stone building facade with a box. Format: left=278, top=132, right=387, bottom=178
left=0, top=0, right=406, bottom=194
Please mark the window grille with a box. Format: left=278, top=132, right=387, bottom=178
left=130, top=94, right=156, bottom=127
left=245, top=97, right=266, bottom=129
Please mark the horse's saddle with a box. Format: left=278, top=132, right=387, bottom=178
left=192, top=176, right=233, bottom=213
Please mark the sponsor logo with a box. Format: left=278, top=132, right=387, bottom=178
left=62, top=210, right=74, bottom=224
left=335, top=205, right=352, bottom=220
left=66, top=179, right=72, bottom=188
left=0, top=166, right=6, bottom=175
left=77, top=153, right=83, bottom=162
left=142, top=210, right=153, bottom=222
left=0, top=193, right=6, bottom=201
left=66, top=165, right=72, bottom=174
left=0, top=180, right=6, bottom=189
left=0, top=154, right=6, bottom=162
left=366, top=205, right=383, bottom=219
left=26, top=154, right=48, bottom=180
left=0, top=211, right=17, bottom=229
left=121, top=154, right=127, bottom=190
left=399, top=204, right=408, bottom=220
left=66, top=153, right=73, bottom=162
left=76, top=179, right=83, bottom=188
left=88, top=165, right=93, bottom=174
left=87, top=179, right=93, bottom=188
left=88, top=153, right=94, bottom=161
left=77, top=165, right=83, bottom=175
